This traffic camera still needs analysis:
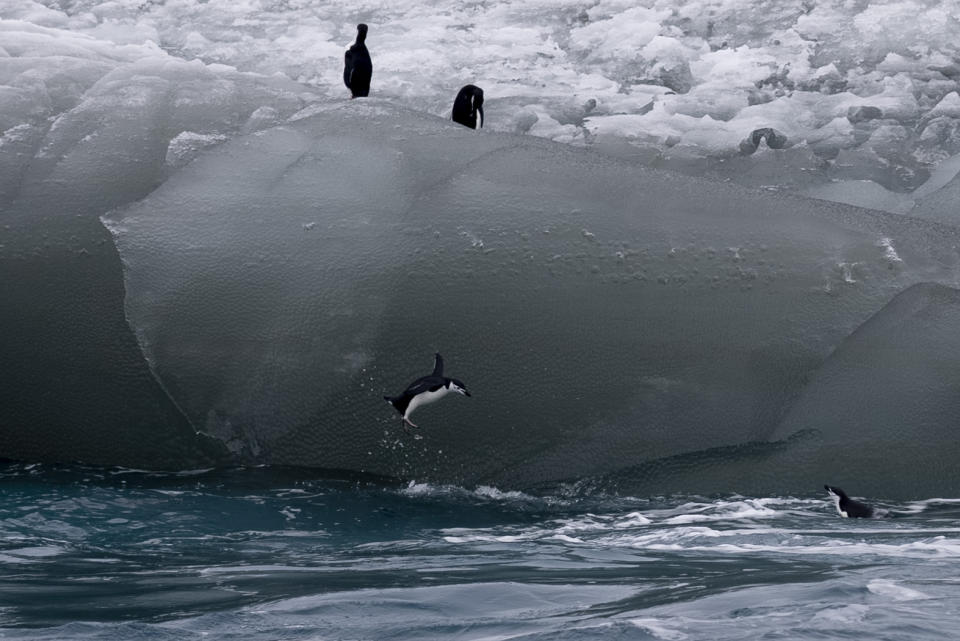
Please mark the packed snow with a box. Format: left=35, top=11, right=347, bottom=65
left=3, top=0, right=960, bottom=212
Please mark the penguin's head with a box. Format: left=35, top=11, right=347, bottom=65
left=448, top=378, right=471, bottom=397
left=824, top=484, right=847, bottom=499
left=356, top=23, right=368, bottom=41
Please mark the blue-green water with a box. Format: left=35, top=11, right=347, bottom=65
left=3, top=463, right=960, bottom=640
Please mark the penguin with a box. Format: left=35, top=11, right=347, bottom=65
left=343, top=23, right=372, bottom=98
left=824, top=485, right=874, bottom=518
left=384, top=353, right=471, bottom=429
left=452, top=85, right=484, bottom=130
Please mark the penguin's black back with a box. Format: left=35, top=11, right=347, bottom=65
left=452, top=84, right=484, bottom=129
left=383, top=353, right=447, bottom=416
left=344, top=24, right=372, bottom=98
left=825, top=485, right=874, bottom=518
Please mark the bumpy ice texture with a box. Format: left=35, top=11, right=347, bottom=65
left=104, top=101, right=960, bottom=491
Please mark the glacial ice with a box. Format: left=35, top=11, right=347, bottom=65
left=0, top=20, right=315, bottom=469
left=3, top=1, right=960, bottom=492
left=770, top=283, right=960, bottom=497
left=911, top=168, right=960, bottom=224
left=102, top=101, right=960, bottom=488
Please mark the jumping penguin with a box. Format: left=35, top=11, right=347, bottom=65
left=452, top=85, right=484, bottom=129
left=343, top=23, right=372, bottom=98
left=384, top=353, right=471, bottom=430
left=824, top=485, right=875, bottom=518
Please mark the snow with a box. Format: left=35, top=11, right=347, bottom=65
left=2, top=0, right=960, bottom=201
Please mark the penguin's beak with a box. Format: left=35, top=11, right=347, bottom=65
left=477, top=105, right=483, bottom=129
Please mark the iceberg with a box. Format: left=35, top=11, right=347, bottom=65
left=4, top=3, right=960, bottom=495
left=99, top=101, right=960, bottom=489
left=769, top=283, right=960, bottom=497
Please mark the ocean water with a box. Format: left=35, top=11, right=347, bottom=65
left=3, top=462, right=960, bottom=640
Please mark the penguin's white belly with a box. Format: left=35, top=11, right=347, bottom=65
left=831, top=495, right=847, bottom=518
left=405, top=386, right=450, bottom=418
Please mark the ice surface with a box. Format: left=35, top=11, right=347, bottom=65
left=770, top=283, right=960, bottom=496
left=4, top=0, right=960, bottom=200
left=101, top=101, right=960, bottom=488
left=0, top=14, right=316, bottom=205
left=802, top=152, right=960, bottom=216
left=910, top=160, right=960, bottom=223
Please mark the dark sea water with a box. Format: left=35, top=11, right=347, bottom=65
left=3, top=463, right=960, bottom=640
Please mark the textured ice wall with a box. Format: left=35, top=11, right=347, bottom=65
left=910, top=169, right=960, bottom=223
left=105, top=101, right=960, bottom=489
left=4, top=10, right=960, bottom=491
left=0, top=20, right=315, bottom=468
left=770, top=283, right=960, bottom=497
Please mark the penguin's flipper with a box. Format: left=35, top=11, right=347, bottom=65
left=432, top=353, right=444, bottom=377
left=343, top=52, right=353, bottom=90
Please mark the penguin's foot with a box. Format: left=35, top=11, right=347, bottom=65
left=403, top=417, right=418, bottom=430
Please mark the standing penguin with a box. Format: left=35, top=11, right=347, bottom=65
left=343, top=24, right=372, bottom=98
left=452, top=85, right=484, bottom=129
left=384, top=353, right=471, bottom=430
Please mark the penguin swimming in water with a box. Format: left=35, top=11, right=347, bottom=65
left=824, top=485, right=875, bottom=518
left=384, top=353, right=471, bottom=429
left=343, top=23, right=372, bottom=98
left=452, top=85, right=484, bottom=129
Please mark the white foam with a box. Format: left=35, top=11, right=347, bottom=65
left=635, top=535, right=960, bottom=559
left=898, top=497, right=960, bottom=515
left=442, top=532, right=538, bottom=544
left=867, top=579, right=930, bottom=601
left=398, top=481, right=543, bottom=505
left=549, top=534, right=585, bottom=544
left=473, top=485, right=534, bottom=501
left=629, top=618, right=688, bottom=641
left=0, top=546, right=65, bottom=563
left=812, top=604, right=870, bottom=625
left=617, top=512, right=653, bottom=527
left=662, top=504, right=779, bottom=524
